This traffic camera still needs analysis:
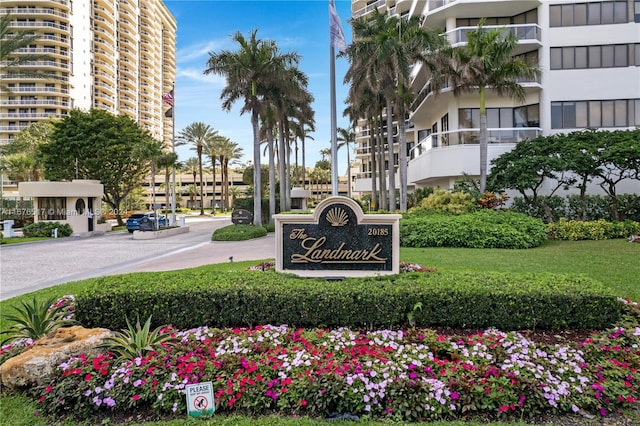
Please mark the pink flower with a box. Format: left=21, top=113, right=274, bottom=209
left=132, top=394, right=140, bottom=401
left=450, top=392, right=459, bottom=400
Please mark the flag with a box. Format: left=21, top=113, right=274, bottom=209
left=162, top=89, right=174, bottom=107
left=329, top=0, right=347, bottom=52
left=165, top=107, right=173, bottom=118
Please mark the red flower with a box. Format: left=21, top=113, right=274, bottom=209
left=84, top=373, right=92, bottom=382
left=300, top=399, right=308, bottom=406
left=132, top=394, right=140, bottom=401
left=44, top=385, right=53, bottom=393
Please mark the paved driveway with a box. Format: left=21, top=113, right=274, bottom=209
left=0, top=216, right=275, bottom=301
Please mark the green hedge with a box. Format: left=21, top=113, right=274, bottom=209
left=212, top=224, right=268, bottom=241
left=74, top=270, right=620, bottom=332
left=547, top=218, right=640, bottom=240
left=22, top=221, right=73, bottom=238
left=400, top=210, right=547, bottom=248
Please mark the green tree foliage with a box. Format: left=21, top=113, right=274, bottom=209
left=489, top=129, right=640, bottom=221
left=0, top=121, right=52, bottom=182
left=39, top=109, right=162, bottom=225
left=420, top=189, right=474, bottom=214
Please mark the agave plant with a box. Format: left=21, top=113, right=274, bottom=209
left=1, top=296, right=76, bottom=344
left=99, top=315, right=174, bottom=362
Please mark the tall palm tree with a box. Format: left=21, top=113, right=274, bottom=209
left=345, top=9, right=444, bottom=211
left=155, top=152, right=179, bottom=215
left=204, top=29, right=299, bottom=226
left=184, top=157, right=200, bottom=209
left=176, top=122, right=217, bottom=215
left=219, top=140, right=243, bottom=211
left=436, top=19, right=539, bottom=193
left=337, top=126, right=355, bottom=198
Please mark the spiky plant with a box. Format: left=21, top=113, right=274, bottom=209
left=99, top=316, right=174, bottom=362
left=1, top=296, right=76, bottom=344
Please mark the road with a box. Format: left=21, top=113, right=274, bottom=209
left=0, top=216, right=276, bottom=301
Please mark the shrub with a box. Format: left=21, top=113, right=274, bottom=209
left=420, top=189, right=473, bottom=214
left=211, top=224, right=267, bottom=241
left=548, top=218, right=640, bottom=240
left=0, top=231, right=3, bottom=244
left=73, top=270, right=620, bottom=332
left=1, top=296, right=76, bottom=344
left=22, top=221, right=73, bottom=238
left=400, top=210, right=547, bottom=249
left=98, top=316, right=174, bottom=362
left=263, top=222, right=275, bottom=233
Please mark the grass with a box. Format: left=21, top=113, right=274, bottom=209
left=1, top=239, right=638, bottom=425
left=0, top=236, right=52, bottom=245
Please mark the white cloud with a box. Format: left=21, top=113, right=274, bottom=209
left=177, top=67, right=225, bottom=86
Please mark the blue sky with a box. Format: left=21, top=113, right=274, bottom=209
left=164, top=0, right=353, bottom=173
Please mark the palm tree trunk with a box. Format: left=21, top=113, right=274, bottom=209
left=252, top=108, right=262, bottom=226
left=268, top=126, right=277, bottom=222
left=369, top=117, right=378, bottom=210
left=377, top=112, right=387, bottom=211
left=197, top=146, right=204, bottom=215
left=278, top=122, right=286, bottom=213
left=211, top=157, right=217, bottom=214
left=479, top=87, right=488, bottom=194
left=346, top=141, right=351, bottom=198
left=398, top=103, right=408, bottom=212
left=386, top=100, right=396, bottom=211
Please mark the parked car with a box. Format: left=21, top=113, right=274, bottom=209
left=126, top=212, right=166, bottom=233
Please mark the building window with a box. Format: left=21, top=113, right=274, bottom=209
left=39, top=197, right=66, bottom=220
left=551, top=99, right=640, bottom=128
left=459, top=104, right=539, bottom=129
left=551, top=44, right=632, bottom=69
left=550, top=1, right=629, bottom=27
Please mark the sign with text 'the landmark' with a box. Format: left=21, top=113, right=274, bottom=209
left=274, top=196, right=401, bottom=277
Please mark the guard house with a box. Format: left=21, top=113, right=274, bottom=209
left=18, top=180, right=107, bottom=235
left=290, top=187, right=311, bottom=211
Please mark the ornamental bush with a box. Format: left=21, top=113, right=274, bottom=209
left=73, top=270, right=620, bottom=331
left=420, top=189, right=474, bottom=214
left=211, top=224, right=267, bottom=241
left=548, top=218, right=640, bottom=240
left=400, top=210, right=547, bottom=249
left=22, top=221, right=73, bottom=238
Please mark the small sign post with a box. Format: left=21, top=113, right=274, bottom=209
left=185, top=382, right=215, bottom=418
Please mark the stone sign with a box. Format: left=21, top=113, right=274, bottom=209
left=274, top=196, right=401, bottom=277
left=231, top=209, right=253, bottom=225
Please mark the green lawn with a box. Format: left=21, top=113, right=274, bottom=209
left=1, top=239, right=638, bottom=425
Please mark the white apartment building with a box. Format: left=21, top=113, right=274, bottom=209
left=350, top=0, right=640, bottom=196
left=1, top=0, right=176, bottom=194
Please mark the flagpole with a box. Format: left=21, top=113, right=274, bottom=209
left=171, top=82, right=176, bottom=226
left=330, top=44, right=338, bottom=196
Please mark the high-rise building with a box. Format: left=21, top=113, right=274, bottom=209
left=0, top=0, right=176, bottom=193
left=350, top=0, right=639, bottom=197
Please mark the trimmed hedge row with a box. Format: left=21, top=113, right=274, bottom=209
left=548, top=218, right=640, bottom=240
left=400, top=210, right=547, bottom=248
left=211, top=224, right=268, bottom=241
left=23, top=221, right=73, bottom=238
left=74, top=270, right=620, bottom=332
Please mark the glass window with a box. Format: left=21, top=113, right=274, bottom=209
left=39, top=197, right=66, bottom=220
left=614, top=1, right=628, bottom=23
left=635, top=100, right=640, bottom=125
left=551, top=103, right=563, bottom=128
left=527, top=104, right=540, bottom=127
left=550, top=5, right=562, bottom=27
left=575, top=46, right=588, bottom=68
left=487, top=109, right=500, bottom=128
left=550, top=48, right=562, bottom=69
left=563, top=47, right=575, bottom=68
left=636, top=44, right=640, bottom=65
left=601, top=2, right=615, bottom=24
left=602, top=45, right=614, bottom=67
left=575, top=4, right=588, bottom=25
left=588, top=2, right=602, bottom=25
left=589, top=46, right=602, bottom=67
left=526, top=9, right=538, bottom=24
left=576, top=102, right=589, bottom=128
left=589, top=101, right=602, bottom=127
left=635, top=0, right=640, bottom=23
left=562, top=4, right=574, bottom=26
left=614, top=100, right=627, bottom=126
left=500, top=108, right=513, bottom=127
left=458, top=109, right=473, bottom=128
left=614, top=44, right=627, bottom=66
left=602, top=100, right=615, bottom=126
left=563, top=102, right=576, bottom=128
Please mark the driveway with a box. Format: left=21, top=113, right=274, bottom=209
left=0, top=216, right=275, bottom=301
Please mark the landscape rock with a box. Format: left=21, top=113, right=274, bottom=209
left=0, top=326, right=113, bottom=389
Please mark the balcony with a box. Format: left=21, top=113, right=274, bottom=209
left=446, top=24, right=542, bottom=55
left=353, top=0, right=386, bottom=18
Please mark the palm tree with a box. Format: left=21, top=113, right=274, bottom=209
left=345, top=9, right=444, bottom=211
left=176, top=122, right=217, bottom=215
left=337, top=126, right=355, bottom=198
left=204, top=29, right=299, bottom=226
left=155, top=152, right=179, bottom=215
left=436, top=19, right=539, bottom=193
left=219, top=140, right=243, bottom=211
left=184, top=157, right=199, bottom=209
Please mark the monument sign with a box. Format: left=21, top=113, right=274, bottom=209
left=274, top=196, right=401, bottom=277
left=231, top=209, right=253, bottom=225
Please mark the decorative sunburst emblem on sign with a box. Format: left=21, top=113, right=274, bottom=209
left=326, top=207, right=349, bottom=227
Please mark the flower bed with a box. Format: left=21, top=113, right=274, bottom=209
left=4, top=300, right=638, bottom=423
